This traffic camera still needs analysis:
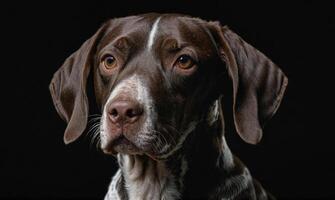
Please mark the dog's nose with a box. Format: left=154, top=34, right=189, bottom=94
left=108, top=100, right=143, bottom=124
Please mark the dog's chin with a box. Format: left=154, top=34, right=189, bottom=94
left=102, top=136, right=144, bottom=156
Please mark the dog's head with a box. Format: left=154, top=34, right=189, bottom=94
left=50, top=13, right=287, bottom=159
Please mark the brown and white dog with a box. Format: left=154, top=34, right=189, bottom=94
left=50, top=13, right=288, bottom=200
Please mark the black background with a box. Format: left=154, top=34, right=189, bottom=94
left=1, top=1, right=334, bottom=199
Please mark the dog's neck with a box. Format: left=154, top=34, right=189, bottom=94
left=117, top=118, right=235, bottom=199
left=118, top=154, right=182, bottom=200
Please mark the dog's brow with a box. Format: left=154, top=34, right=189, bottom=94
left=147, top=17, right=161, bottom=51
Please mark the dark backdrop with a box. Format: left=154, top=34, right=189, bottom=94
left=2, top=1, right=334, bottom=199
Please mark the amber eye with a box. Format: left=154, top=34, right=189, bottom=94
left=103, top=55, right=117, bottom=69
left=175, top=55, right=195, bottom=69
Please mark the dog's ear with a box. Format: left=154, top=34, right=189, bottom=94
left=49, top=25, right=107, bottom=144
left=209, top=23, right=288, bottom=144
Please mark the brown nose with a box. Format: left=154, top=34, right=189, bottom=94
left=108, top=100, right=143, bottom=125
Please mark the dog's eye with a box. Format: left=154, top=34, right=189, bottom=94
left=103, top=55, right=117, bottom=70
left=175, top=55, right=195, bottom=69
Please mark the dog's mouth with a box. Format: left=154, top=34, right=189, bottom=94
left=102, top=135, right=143, bottom=155
left=101, top=134, right=171, bottom=160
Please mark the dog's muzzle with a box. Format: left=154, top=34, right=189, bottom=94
left=100, top=74, right=154, bottom=155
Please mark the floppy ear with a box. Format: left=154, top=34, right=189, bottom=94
left=210, top=23, right=288, bottom=144
left=49, top=25, right=107, bottom=144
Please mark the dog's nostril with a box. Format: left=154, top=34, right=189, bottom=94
left=125, top=108, right=143, bottom=118
left=110, top=108, right=118, bottom=117
left=126, top=109, right=135, bottom=118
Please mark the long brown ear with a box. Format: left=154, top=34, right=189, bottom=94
left=210, top=23, right=288, bottom=144
left=49, top=25, right=107, bottom=144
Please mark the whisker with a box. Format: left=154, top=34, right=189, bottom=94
left=86, top=114, right=102, bottom=150
left=149, top=129, right=171, bottom=154
left=160, top=125, right=178, bottom=147
left=87, top=123, right=101, bottom=137
left=88, top=117, right=102, bottom=125
left=92, top=127, right=101, bottom=150
left=152, top=136, right=160, bottom=153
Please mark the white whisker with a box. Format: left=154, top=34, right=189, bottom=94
left=86, top=114, right=102, bottom=150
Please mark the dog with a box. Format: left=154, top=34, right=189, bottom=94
left=50, top=13, right=288, bottom=200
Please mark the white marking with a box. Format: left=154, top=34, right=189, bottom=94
left=121, top=155, right=180, bottom=200
left=223, top=168, right=252, bottom=199
left=179, top=156, right=188, bottom=189
left=159, top=143, right=171, bottom=154
left=207, top=100, right=220, bottom=125
left=221, top=136, right=235, bottom=170
left=147, top=17, right=161, bottom=51
left=104, top=169, right=122, bottom=200
left=216, top=96, right=235, bottom=170
left=100, top=74, right=155, bottom=149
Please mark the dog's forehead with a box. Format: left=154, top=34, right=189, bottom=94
left=100, top=14, right=212, bottom=51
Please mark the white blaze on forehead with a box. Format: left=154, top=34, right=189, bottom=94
left=147, top=17, right=161, bottom=51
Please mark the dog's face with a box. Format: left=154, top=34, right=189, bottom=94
left=50, top=13, right=287, bottom=159
left=94, top=15, right=222, bottom=158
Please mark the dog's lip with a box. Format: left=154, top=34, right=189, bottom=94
left=112, top=135, right=132, bottom=146
left=103, top=135, right=143, bottom=155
